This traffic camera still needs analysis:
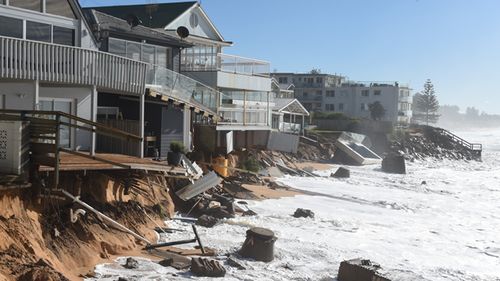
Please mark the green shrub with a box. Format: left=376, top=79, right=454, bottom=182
left=170, top=141, right=185, bottom=154
left=243, top=156, right=260, bottom=173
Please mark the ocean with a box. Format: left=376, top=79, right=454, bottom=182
left=89, top=129, right=500, bottom=281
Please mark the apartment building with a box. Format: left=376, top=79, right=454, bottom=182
left=272, top=73, right=412, bottom=125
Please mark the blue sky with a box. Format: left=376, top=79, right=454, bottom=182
left=80, top=0, right=500, bottom=114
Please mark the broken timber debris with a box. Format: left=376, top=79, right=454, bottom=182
left=145, top=224, right=205, bottom=255
left=176, top=171, right=222, bottom=201
left=60, top=189, right=152, bottom=245
left=191, top=257, right=226, bottom=277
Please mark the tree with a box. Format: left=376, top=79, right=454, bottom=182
left=368, top=101, right=386, bottom=120
left=310, top=68, right=322, bottom=74
left=413, top=79, right=440, bottom=125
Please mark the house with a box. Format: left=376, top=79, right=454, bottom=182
left=272, top=72, right=413, bottom=125
left=271, top=78, right=309, bottom=134
left=82, top=9, right=219, bottom=157
left=0, top=0, right=229, bottom=188
left=89, top=1, right=274, bottom=153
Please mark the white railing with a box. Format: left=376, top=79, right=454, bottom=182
left=146, top=65, right=219, bottom=113
left=218, top=53, right=270, bottom=77
left=181, top=53, right=270, bottom=77
left=281, top=122, right=301, bottom=134
left=0, top=36, right=148, bottom=95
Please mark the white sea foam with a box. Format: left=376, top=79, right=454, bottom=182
left=89, top=129, right=500, bottom=281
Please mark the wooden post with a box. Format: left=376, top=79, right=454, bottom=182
left=139, top=92, right=145, bottom=158
left=90, top=85, right=97, bottom=156
left=54, top=114, right=60, bottom=190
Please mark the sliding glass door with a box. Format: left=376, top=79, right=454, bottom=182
left=39, top=99, right=72, bottom=148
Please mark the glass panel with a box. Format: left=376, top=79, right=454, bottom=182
left=141, top=45, right=155, bottom=64
left=126, top=42, right=141, bottom=61
left=108, top=38, right=126, bottom=57
left=0, top=15, right=23, bottom=38
left=156, top=46, right=167, bottom=68
left=9, top=0, right=42, bottom=12
left=26, top=21, right=52, bottom=43
left=53, top=26, right=74, bottom=46
left=39, top=100, right=52, bottom=111
left=46, top=0, right=76, bottom=19
left=54, top=101, right=71, bottom=148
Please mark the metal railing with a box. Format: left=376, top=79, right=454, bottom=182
left=146, top=65, right=219, bottom=113
left=0, top=36, right=148, bottom=95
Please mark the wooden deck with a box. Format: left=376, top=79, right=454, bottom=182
left=39, top=152, right=188, bottom=175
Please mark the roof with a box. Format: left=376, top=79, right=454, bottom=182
left=85, top=2, right=197, bottom=29
left=273, top=98, right=310, bottom=116
left=85, top=10, right=191, bottom=48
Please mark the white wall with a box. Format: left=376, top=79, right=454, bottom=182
left=39, top=85, right=93, bottom=150
left=1, top=81, right=37, bottom=110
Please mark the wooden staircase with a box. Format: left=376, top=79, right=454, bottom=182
left=0, top=109, right=143, bottom=190
left=436, top=128, right=482, bottom=158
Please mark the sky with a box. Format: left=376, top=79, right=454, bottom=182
left=80, top=0, right=500, bottom=114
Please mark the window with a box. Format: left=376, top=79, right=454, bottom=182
left=303, top=92, right=309, bottom=98
left=361, top=103, right=368, bottom=111
left=374, top=90, right=381, bottom=96
left=361, top=90, right=369, bottom=97
left=278, top=77, right=288, bottom=84
left=46, top=0, right=76, bottom=18
left=53, top=26, right=74, bottom=46
left=316, top=77, right=323, bottom=83
left=316, top=90, right=322, bottom=96
left=0, top=15, right=23, bottom=39
left=9, top=0, right=42, bottom=12
left=326, top=90, right=335, bottom=97
left=126, top=42, right=141, bottom=61
left=26, top=21, right=52, bottom=43
left=339, top=103, right=344, bottom=111
left=326, top=104, right=335, bottom=111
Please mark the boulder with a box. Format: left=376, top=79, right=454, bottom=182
left=123, top=257, right=139, bottom=269
left=293, top=208, right=315, bottom=218
left=191, top=258, right=226, bottom=277
left=337, top=258, right=391, bottom=281
left=381, top=155, right=406, bottom=174
left=331, top=167, right=350, bottom=178
left=196, top=215, right=218, bottom=228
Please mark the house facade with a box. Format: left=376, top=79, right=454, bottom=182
left=0, top=0, right=221, bottom=160
left=91, top=1, right=274, bottom=152
left=272, top=73, right=413, bottom=125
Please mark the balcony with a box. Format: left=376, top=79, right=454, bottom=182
left=146, top=66, right=220, bottom=113
left=299, top=96, right=323, bottom=102
left=0, top=36, right=147, bottom=95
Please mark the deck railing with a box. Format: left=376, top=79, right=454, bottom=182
left=0, top=36, right=148, bottom=95
left=181, top=53, right=270, bottom=77
left=146, top=65, right=219, bottom=113
left=437, top=128, right=482, bottom=152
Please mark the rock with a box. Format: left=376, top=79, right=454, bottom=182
left=293, top=208, right=315, bottom=218
left=158, top=258, right=174, bottom=267
left=242, top=209, right=257, bottom=216
left=337, top=258, right=391, bottom=281
left=191, top=258, right=226, bottom=277
left=331, top=167, right=350, bottom=178
left=204, top=206, right=235, bottom=219
left=208, top=201, right=221, bottom=209
left=421, top=180, right=427, bottom=185
left=381, top=154, right=406, bottom=174
left=196, top=215, right=218, bottom=228
left=123, top=257, right=139, bottom=269
left=227, top=255, right=246, bottom=270
left=118, top=278, right=129, bottom=281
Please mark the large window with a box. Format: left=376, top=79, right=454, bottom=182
left=109, top=38, right=172, bottom=69
left=7, top=0, right=75, bottom=19
left=26, top=21, right=52, bottom=43
left=9, top=0, right=42, bottom=12
left=181, top=44, right=218, bottom=71
left=46, top=0, right=76, bottom=19
left=0, top=15, right=23, bottom=38
left=53, top=26, right=74, bottom=46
